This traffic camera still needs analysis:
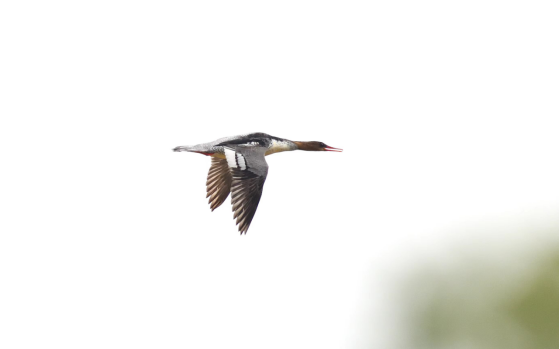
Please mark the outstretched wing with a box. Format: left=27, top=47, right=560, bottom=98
left=224, top=146, right=268, bottom=234
left=206, top=157, right=232, bottom=211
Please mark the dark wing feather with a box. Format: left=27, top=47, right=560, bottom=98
left=230, top=168, right=267, bottom=234
left=225, top=147, right=268, bottom=234
left=206, top=157, right=232, bottom=211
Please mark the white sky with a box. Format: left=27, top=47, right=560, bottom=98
left=0, top=1, right=558, bottom=348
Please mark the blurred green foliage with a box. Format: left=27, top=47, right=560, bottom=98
left=506, top=250, right=558, bottom=349
left=403, top=234, right=558, bottom=349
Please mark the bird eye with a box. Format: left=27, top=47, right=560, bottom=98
left=320, top=142, right=327, bottom=147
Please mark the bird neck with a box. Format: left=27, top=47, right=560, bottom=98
left=265, top=139, right=298, bottom=155
left=293, top=141, right=317, bottom=151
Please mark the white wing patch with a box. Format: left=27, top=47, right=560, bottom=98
left=224, top=148, right=237, bottom=168
left=225, top=147, right=247, bottom=170
left=239, top=141, right=260, bottom=147
left=236, top=153, right=247, bottom=170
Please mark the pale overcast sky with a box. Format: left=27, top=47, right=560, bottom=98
left=1, top=0, right=558, bottom=348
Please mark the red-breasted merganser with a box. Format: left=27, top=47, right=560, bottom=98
left=173, top=132, right=342, bottom=234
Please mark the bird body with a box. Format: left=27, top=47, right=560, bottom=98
left=174, top=132, right=341, bottom=234
left=173, top=132, right=298, bottom=159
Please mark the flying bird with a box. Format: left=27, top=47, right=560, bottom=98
left=173, top=132, right=342, bottom=234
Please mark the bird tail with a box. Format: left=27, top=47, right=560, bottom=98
left=173, top=145, right=196, bottom=152
left=173, top=144, right=215, bottom=156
